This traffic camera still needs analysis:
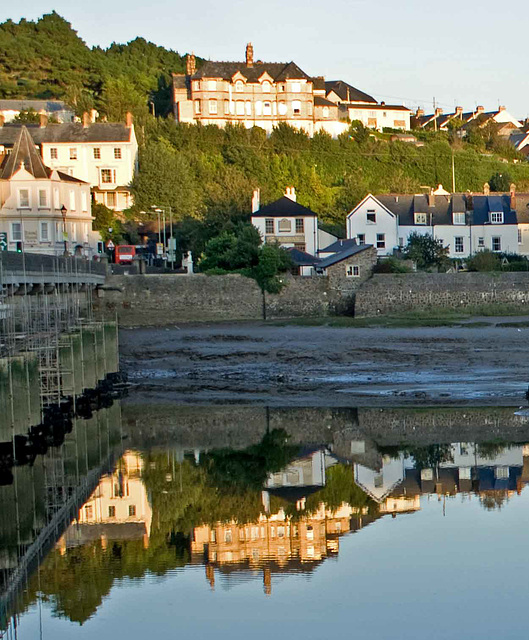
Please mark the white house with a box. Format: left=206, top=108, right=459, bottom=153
left=346, top=187, right=521, bottom=259
left=0, top=114, right=138, bottom=212
left=0, top=126, right=101, bottom=256
left=0, top=99, right=74, bottom=124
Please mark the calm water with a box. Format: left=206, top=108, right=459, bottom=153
left=3, top=404, right=529, bottom=639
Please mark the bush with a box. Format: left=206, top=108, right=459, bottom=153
left=373, top=257, right=412, bottom=273
left=467, top=250, right=501, bottom=272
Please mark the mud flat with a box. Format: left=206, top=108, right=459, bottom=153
left=119, top=322, right=529, bottom=407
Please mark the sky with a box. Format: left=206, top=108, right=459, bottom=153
left=2, top=0, right=529, bottom=118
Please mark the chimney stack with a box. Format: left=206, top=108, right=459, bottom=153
left=435, top=107, right=443, bottom=117
left=416, top=108, right=424, bottom=117
left=455, top=106, right=463, bottom=117
left=252, top=188, right=260, bottom=213
left=476, top=105, right=485, bottom=114
left=186, top=53, right=196, bottom=76
left=510, top=183, right=516, bottom=209
left=484, top=182, right=490, bottom=196
left=0, top=114, right=4, bottom=127
left=428, top=187, right=435, bottom=207
left=39, top=113, right=48, bottom=128
left=246, top=43, right=254, bottom=67
left=82, top=112, right=90, bottom=128
left=285, top=186, right=296, bottom=202
left=125, top=112, right=133, bottom=128
left=499, top=105, right=506, bottom=112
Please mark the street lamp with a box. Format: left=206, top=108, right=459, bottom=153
left=60, top=205, right=68, bottom=256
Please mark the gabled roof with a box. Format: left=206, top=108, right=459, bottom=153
left=252, top=196, right=318, bottom=218
left=318, top=243, right=373, bottom=268
left=0, top=99, right=70, bottom=113
left=192, top=60, right=312, bottom=83
left=320, top=238, right=358, bottom=253
left=286, top=247, right=319, bottom=266
left=0, top=125, right=48, bottom=179
left=314, top=96, right=337, bottom=108
left=325, top=80, right=376, bottom=104
left=0, top=122, right=133, bottom=146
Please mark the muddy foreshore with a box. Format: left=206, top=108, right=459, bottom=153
left=118, top=321, right=529, bottom=407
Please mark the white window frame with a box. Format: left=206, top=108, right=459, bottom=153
left=235, top=80, right=244, bottom=92
left=346, top=265, right=360, bottom=278
left=415, top=212, right=428, bottom=225
left=10, top=222, right=22, bottom=242
left=18, top=189, right=30, bottom=208
left=492, top=236, right=501, bottom=252
left=292, top=100, right=301, bottom=115
left=38, top=189, right=48, bottom=208
left=208, top=99, right=218, bottom=115
left=262, top=80, right=271, bottom=93
left=454, top=236, right=464, bottom=253
left=81, top=191, right=88, bottom=212
left=366, top=210, right=376, bottom=224
left=376, top=233, right=385, bottom=249
left=69, top=148, right=77, bottom=160
left=194, top=99, right=201, bottom=114
left=93, top=147, right=101, bottom=159
left=518, top=229, right=523, bottom=244
left=323, top=106, right=329, bottom=118
left=39, top=221, right=50, bottom=242
left=236, top=101, right=245, bottom=116
left=265, top=218, right=274, bottom=234
left=263, top=101, right=272, bottom=116
left=100, top=168, right=116, bottom=185
left=453, top=212, right=465, bottom=225
left=491, top=211, right=503, bottom=224
left=69, top=190, right=76, bottom=211
left=50, top=147, right=58, bottom=160
left=357, top=234, right=366, bottom=245
left=478, top=237, right=484, bottom=248
left=114, top=147, right=122, bottom=160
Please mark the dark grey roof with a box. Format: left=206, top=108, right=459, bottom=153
left=325, top=80, right=376, bottom=104
left=0, top=126, right=48, bottom=179
left=346, top=103, right=411, bottom=112
left=193, top=60, right=311, bottom=82
left=253, top=196, right=317, bottom=218
left=0, top=99, right=70, bottom=113
left=312, top=77, right=326, bottom=91
left=0, top=122, right=132, bottom=145
left=318, top=243, right=373, bottom=268
left=314, top=96, right=337, bottom=107
left=320, top=238, right=358, bottom=253
left=172, top=74, right=189, bottom=90
left=287, top=247, right=319, bottom=266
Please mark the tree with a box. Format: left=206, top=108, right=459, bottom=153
left=13, top=108, right=40, bottom=123
left=489, top=171, right=512, bottom=192
left=466, top=249, right=501, bottom=272
left=403, top=232, right=449, bottom=270
left=198, top=224, right=261, bottom=272
left=99, top=76, right=147, bottom=122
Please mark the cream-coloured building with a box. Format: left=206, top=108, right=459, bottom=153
left=0, top=126, right=102, bottom=256
left=0, top=114, right=138, bottom=212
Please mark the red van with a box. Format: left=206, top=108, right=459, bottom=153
left=115, top=245, right=136, bottom=265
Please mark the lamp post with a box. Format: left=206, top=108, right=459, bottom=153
left=60, top=205, right=68, bottom=256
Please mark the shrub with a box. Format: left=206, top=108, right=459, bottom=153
left=373, top=258, right=412, bottom=273
left=467, top=250, right=501, bottom=272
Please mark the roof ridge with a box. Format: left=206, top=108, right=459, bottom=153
left=0, top=125, right=49, bottom=180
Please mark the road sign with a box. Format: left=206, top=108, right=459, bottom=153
left=0, top=232, right=7, bottom=251
left=107, top=240, right=115, bottom=250
left=156, top=242, right=164, bottom=256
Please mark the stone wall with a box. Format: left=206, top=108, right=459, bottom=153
left=355, top=272, right=529, bottom=316
left=97, top=273, right=347, bottom=326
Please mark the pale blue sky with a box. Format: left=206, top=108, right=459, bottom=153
left=3, top=0, right=528, bottom=117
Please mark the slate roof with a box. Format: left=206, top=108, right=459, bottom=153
left=192, top=60, right=311, bottom=82
left=325, top=80, right=376, bottom=104
left=0, top=99, right=71, bottom=113
left=346, top=103, right=411, bottom=112
left=314, top=96, right=337, bottom=108
left=253, top=196, right=318, bottom=218
left=0, top=122, right=133, bottom=146
left=287, top=247, right=320, bottom=266
left=320, top=238, right=358, bottom=253
left=318, top=243, right=373, bottom=268
left=0, top=125, right=48, bottom=179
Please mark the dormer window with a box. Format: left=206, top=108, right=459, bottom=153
left=235, top=80, right=244, bottom=92
left=491, top=211, right=503, bottom=223
left=414, top=213, right=428, bottom=225
left=453, top=212, right=465, bottom=225
left=262, top=80, right=271, bottom=93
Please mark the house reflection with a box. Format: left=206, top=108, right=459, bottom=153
left=57, top=450, right=152, bottom=552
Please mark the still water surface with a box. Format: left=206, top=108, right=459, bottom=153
left=3, top=403, right=529, bottom=639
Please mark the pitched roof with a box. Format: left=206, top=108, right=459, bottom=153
left=0, top=99, right=70, bottom=113
left=0, top=125, right=48, bottom=179
left=325, top=80, right=376, bottom=104
left=314, top=96, right=337, bottom=107
left=320, top=238, right=358, bottom=253
left=192, top=60, right=312, bottom=82
left=346, top=103, right=411, bottom=112
left=286, top=247, right=319, bottom=266
left=0, top=122, right=133, bottom=146
left=252, top=196, right=318, bottom=218
left=318, top=243, right=373, bottom=268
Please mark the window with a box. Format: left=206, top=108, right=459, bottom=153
left=207, top=80, right=216, bottom=91
left=194, top=99, right=201, bottom=114
left=278, top=218, right=292, bottom=232
left=306, top=526, right=314, bottom=541
left=224, top=99, right=230, bottom=114
left=262, top=80, right=271, bottom=93
left=93, top=147, right=101, bottom=159
left=453, top=212, right=465, bottom=225
left=308, top=101, right=313, bottom=116
left=71, top=222, right=77, bottom=241
left=367, top=210, right=376, bottom=223
left=291, top=82, right=301, bottom=93
left=492, top=236, right=501, bottom=252
left=106, top=192, right=116, bottom=208
left=236, top=101, right=245, bottom=115
left=292, top=100, right=301, bottom=115
left=491, top=211, right=503, bottom=223
left=277, top=526, right=285, bottom=538
left=394, top=120, right=406, bottom=128
left=19, top=189, right=29, bottom=208
left=455, top=236, right=464, bottom=253
left=278, top=101, right=287, bottom=116
left=294, top=242, right=306, bottom=251
left=225, top=529, right=232, bottom=543
left=11, top=222, right=22, bottom=242
left=84, top=505, right=93, bottom=519
left=108, top=506, right=116, bottom=517
left=246, top=101, right=252, bottom=115
left=129, top=505, right=136, bottom=517
left=255, top=101, right=262, bottom=116
left=323, top=106, right=329, bottom=118
left=478, top=237, right=484, bottom=248
left=376, top=233, right=385, bottom=249
left=50, top=148, right=58, bottom=160
left=415, top=212, right=428, bottom=225
left=210, top=530, right=216, bottom=542
left=53, top=188, right=60, bottom=209
left=295, top=218, right=304, bottom=233
left=265, top=218, right=274, bottom=234
left=346, top=265, right=360, bottom=277
left=519, top=229, right=523, bottom=244
left=495, top=467, right=509, bottom=479
left=357, top=234, right=365, bottom=245
left=100, top=169, right=115, bottom=184
left=209, top=99, right=217, bottom=115
left=114, top=147, right=122, bottom=159
left=193, top=81, right=200, bottom=91
left=69, top=148, right=77, bottom=160
left=235, top=80, right=244, bottom=92
left=39, top=190, right=48, bottom=208
left=263, top=101, right=272, bottom=116
left=69, top=190, right=76, bottom=211
left=40, top=221, right=49, bottom=241
left=279, top=84, right=285, bottom=92
left=81, top=191, right=88, bottom=212
left=398, top=237, right=404, bottom=247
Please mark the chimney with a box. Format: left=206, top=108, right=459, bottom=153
left=381, top=101, right=386, bottom=107
left=455, top=106, right=463, bottom=117
left=428, top=187, right=435, bottom=207
left=39, top=113, right=48, bottom=128
left=90, top=108, right=98, bottom=123
left=416, top=108, right=424, bottom=117
left=435, top=107, right=443, bottom=117
left=186, top=53, right=196, bottom=76
left=252, top=188, right=260, bottom=213
left=0, top=114, right=4, bottom=127
left=246, top=43, right=254, bottom=68
left=510, top=183, right=516, bottom=209
left=499, top=105, right=506, bottom=112
left=285, top=186, right=296, bottom=202
left=484, top=182, right=490, bottom=196
left=82, top=112, right=90, bottom=128
left=476, top=105, right=485, bottom=114
left=125, top=112, right=133, bottom=128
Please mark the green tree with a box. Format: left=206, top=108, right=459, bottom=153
left=489, top=171, right=512, bottom=192
left=13, top=108, right=40, bottom=123
left=404, top=232, right=450, bottom=270
left=467, top=249, right=501, bottom=272
left=99, top=76, right=147, bottom=122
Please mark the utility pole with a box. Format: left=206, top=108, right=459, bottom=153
left=451, top=151, right=456, bottom=193
left=169, top=206, right=174, bottom=270
left=433, top=97, right=437, bottom=132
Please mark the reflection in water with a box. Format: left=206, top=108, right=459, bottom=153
left=4, top=406, right=529, bottom=636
